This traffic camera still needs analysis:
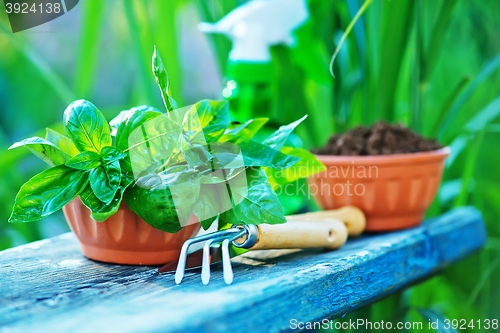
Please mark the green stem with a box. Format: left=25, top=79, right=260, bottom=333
left=152, top=46, right=178, bottom=113
left=329, top=0, right=374, bottom=78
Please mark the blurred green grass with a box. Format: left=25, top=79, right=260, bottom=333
left=0, top=0, right=499, bottom=330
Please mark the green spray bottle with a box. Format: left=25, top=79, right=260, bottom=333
left=198, top=0, right=309, bottom=130
left=199, top=0, right=311, bottom=215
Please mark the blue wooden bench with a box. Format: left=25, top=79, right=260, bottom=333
left=0, top=207, right=486, bottom=333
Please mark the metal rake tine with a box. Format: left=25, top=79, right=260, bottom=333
left=175, top=239, right=193, bottom=284
left=221, top=238, right=233, bottom=285
left=174, top=227, right=242, bottom=285
left=201, top=239, right=215, bottom=285
left=221, top=229, right=247, bottom=285
left=202, top=232, right=241, bottom=285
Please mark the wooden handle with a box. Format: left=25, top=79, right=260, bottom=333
left=286, top=206, right=366, bottom=237
left=241, top=219, right=348, bottom=250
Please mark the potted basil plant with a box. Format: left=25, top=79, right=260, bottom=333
left=8, top=48, right=324, bottom=265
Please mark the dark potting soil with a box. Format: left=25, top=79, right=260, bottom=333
left=312, top=121, right=443, bottom=156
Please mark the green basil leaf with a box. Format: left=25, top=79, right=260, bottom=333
left=265, top=147, right=326, bottom=186
left=262, top=115, right=307, bottom=150
left=237, top=140, right=300, bottom=169
left=115, top=107, right=178, bottom=175
left=219, top=118, right=269, bottom=143
left=65, top=151, right=101, bottom=170
left=198, top=167, right=246, bottom=184
left=125, top=113, right=183, bottom=178
left=9, top=137, right=68, bottom=167
left=124, top=166, right=201, bottom=233
left=192, top=100, right=230, bottom=142
left=9, top=166, right=89, bottom=222
left=101, top=146, right=127, bottom=163
left=109, top=110, right=129, bottom=132
left=199, top=215, right=218, bottom=231
left=45, top=128, right=79, bottom=157
left=181, top=101, right=228, bottom=165
left=114, top=105, right=162, bottom=152
left=125, top=178, right=181, bottom=233
left=219, top=205, right=240, bottom=228
left=80, top=175, right=134, bottom=222
left=200, top=166, right=251, bottom=229
left=89, top=160, right=121, bottom=204
left=182, top=104, right=208, bottom=145
left=231, top=167, right=286, bottom=225
left=63, top=99, right=112, bottom=153
left=191, top=141, right=298, bottom=172
left=193, top=183, right=233, bottom=230
left=156, top=165, right=201, bottom=223
left=152, top=46, right=178, bottom=112
left=181, top=139, right=212, bottom=166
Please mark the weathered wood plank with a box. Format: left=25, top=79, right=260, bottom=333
left=0, top=207, right=486, bottom=333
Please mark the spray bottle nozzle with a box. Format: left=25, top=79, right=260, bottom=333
left=198, top=0, right=309, bottom=63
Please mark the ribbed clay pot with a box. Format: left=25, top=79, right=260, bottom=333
left=62, top=198, right=201, bottom=265
left=308, top=147, right=450, bottom=231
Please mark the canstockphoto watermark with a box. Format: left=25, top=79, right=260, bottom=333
left=290, top=318, right=499, bottom=331
left=267, top=163, right=379, bottom=199
left=290, top=318, right=423, bottom=331
left=3, top=0, right=79, bottom=33
left=270, top=163, right=379, bottom=181
left=273, top=179, right=368, bottom=198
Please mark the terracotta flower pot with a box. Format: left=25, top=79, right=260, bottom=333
left=62, top=198, right=201, bottom=265
left=308, top=147, right=450, bottom=231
